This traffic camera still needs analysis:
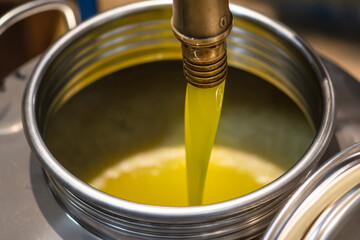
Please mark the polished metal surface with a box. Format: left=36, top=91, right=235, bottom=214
left=305, top=184, right=360, bottom=240
left=0, top=0, right=80, bottom=136
left=171, top=0, right=232, bottom=87
left=0, top=58, right=358, bottom=239
left=172, top=0, right=232, bottom=39
left=264, top=143, right=360, bottom=240
left=21, top=1, right=335, bottom=238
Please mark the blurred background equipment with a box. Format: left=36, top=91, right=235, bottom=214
left=238, top=0, right=360, bottom=81
left=273, top=0, right=360, bottom=38
left=76, top=0, right=97, bottom=20
left=0, top=0, right=67, bottom=83
left=0, top=0, right=359, bottom=88
left=1, top=0, right=358, bottom=83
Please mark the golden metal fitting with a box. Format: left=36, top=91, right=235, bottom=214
left=171, top=0, right=233, bottom=88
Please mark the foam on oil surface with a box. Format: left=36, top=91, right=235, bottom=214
left=90, top=146, right=284, bottom=206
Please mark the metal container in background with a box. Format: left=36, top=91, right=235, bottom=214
left=21, top=0, right=335, bottom=239
left=0, top=0, right=80, bottom=135
left=264, top=143, right=360, bottom=240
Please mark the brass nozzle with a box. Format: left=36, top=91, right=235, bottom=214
left=171, top=0, right=233, bottom=88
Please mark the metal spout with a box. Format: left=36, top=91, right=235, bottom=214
left=171, top=0, right=233, bottom=88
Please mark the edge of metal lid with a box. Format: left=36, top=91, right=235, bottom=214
left=305, top=183, right=360, bottom=240
left=264, top=142, right=360, bottom=240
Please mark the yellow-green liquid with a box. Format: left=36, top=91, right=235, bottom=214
left=185, top=82, right=225, bottom=205
left=44, top=61, right=314, bottom=207
left=88, top=80, right=283, bottom=207
left=90, top=146, right=283, bottom=206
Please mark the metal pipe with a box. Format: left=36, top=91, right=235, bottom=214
left=171, top=0, right=233, bottom=88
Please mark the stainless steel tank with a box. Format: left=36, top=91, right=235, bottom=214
left=20, top=0, right=335, bottom=239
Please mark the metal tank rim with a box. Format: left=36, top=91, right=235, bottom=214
left=22, top=0, right=334, bottom=223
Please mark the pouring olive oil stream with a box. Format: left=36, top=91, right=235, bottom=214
left=185, top=82, right=225, bottom=205
left=171, top=0, right=235, bottom=205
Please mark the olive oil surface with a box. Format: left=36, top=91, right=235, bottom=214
left=90, top=146, right=284, bottom=206
left=45, top=61, right=315, bottom=207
